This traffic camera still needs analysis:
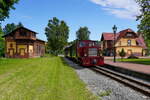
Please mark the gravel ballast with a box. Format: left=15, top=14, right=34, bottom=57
left=64, top=58, right=150, bottom=100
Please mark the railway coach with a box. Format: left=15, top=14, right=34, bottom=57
left=64, top=40, right=104, bottom=66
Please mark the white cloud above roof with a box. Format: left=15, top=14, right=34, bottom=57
left=90, top=0, right=141, bottom=19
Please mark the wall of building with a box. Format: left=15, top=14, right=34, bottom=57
left=17, top=45, right=27, bottom=56
left=116, top=46, right=143, bottom=56
left=6, top=41, right=16, bottom=53
left=34, top=41, right=45, bottom=57
left=115, top=38, right=137, bottom=47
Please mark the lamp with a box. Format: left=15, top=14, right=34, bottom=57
left=112, top=25, right=117, bottom=62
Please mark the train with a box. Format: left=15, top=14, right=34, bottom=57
left=64, top=40, right=104, bottom=66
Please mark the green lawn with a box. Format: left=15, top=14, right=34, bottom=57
left=0, top=57, right=97, bottom=100
left=117, top=58, right=150, bottom=65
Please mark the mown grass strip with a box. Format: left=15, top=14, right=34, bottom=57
left=0, top=57, right=97, bottom=100
left=117, top=59, right=150, bottom=65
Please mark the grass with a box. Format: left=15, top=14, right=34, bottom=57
left=117, top=58, right=150, bottom=65
left=0, top=57, right=97, bottom=100
left=98, top=90, right=112, bottom=97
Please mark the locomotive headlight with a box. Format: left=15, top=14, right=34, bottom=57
left=84, top=53, right=87, bottom=56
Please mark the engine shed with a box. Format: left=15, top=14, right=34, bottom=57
left=3, top=27, right=45, bottom=58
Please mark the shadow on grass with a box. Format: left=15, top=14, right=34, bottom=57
left=60, top=57, right=86, bottom=70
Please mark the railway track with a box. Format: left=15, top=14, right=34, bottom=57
left=90, top=66, right=150, bottom=97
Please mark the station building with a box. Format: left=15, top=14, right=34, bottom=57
left=3, top=27, right=45, bottom=58
left=100, top=28, right=147, bottom=56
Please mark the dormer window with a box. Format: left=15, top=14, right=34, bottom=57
left=127, top=40, right=131, bottom=46
left=127, top=33, right=132, bottom=37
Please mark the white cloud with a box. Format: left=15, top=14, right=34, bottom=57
left=21, top=16, right=32, bottom=19
left=90, top=0, right=141, bottom=19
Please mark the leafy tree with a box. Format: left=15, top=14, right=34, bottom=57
left=136, top=0, right=150, bottom=50
left=76, top=27, right=90, bottom=41
left=45, top=17, right=69, bottom=56
left=0, top=0, right=19, bottom=21
left=0, top=24, right=4, bottom=57
left=3, top=23, right=17, bottom=35
left=119, top=48, right=126, bottom=59
left=3, top=22, right=24, bottom=35
left=17, top=22, right=24, bottom=27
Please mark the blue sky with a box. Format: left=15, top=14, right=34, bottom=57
left=1, top=0, right=140, bottom=42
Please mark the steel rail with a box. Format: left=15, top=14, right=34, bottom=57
left=90, top=66, right=150, bottom=97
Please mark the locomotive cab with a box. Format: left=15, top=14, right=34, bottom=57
left=77, top=40, right=104, bottom=66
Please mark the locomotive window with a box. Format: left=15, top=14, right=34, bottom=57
left=89, top=42, right=99, bottom=46
left=89, top=42, right=95, bottom=46
left=95, top=42, right=99, bottom=46
left=79, top=42, right=86, bottom=47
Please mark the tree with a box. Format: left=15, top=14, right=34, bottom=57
left=17, top=22, right=24, bottom=27
left=45, top=17, right=69, bottom=55
left=136, top=0, right=150, bottom=50
left=76, top=27, right=90, bottom=41
left=119, top=48, right=126, bottom=59
left=0, top=0, right=19, bottom=21
left=3, top=22, right=24, bottom=35
left=3, top=23, right=17, bottom=35
left=0, top=24, right=4, bottom=57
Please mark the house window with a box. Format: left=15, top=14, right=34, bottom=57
left=127, top=40, right=131, bottom=46
left=127, top=33, right=132, bottom=37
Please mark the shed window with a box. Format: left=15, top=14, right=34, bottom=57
left=10, top=44, right=13, bottom=48
left=20, top=32, right=27, bottom=36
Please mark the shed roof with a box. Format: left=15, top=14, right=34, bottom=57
left=2, top=26, right=38, bottom=37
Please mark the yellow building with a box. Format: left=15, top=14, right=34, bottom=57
left=100, top=29, right=147, bottom=56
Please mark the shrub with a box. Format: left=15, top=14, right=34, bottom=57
left=119, top=48, right=126, bottom=59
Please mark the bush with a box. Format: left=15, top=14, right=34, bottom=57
left=119, top=48, right=126, bottom=59
left=0, top=48, right=5, bottom=57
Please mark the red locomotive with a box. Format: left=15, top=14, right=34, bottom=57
left=65, top=40, right=104, bottom=66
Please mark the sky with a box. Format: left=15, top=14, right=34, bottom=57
left=2, top=0, right=141, bottom=42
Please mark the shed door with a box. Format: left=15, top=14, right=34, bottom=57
left=20, top=49, right=25, bottom=56
left=9, top=49, right=14, bottom=56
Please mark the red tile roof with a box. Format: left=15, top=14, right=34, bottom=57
left=102, top=32, right=120, bottom=40
left=136, top=36, right=147, bottom=49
